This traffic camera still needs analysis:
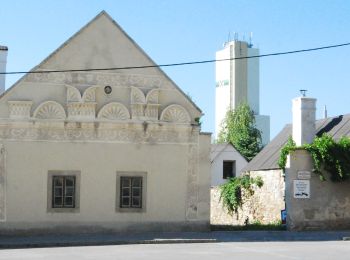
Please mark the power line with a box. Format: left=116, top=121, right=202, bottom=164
left=1, top=42, right=350, bottom=75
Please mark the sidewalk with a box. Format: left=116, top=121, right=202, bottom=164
left=1, top=231, right=350, bottom=249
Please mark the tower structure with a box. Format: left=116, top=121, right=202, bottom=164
left=0, top=46, right=8, bottom=94
left=215, top=40, right=270, bottom=145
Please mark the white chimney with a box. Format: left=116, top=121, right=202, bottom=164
left=0, top=46, right=8, bottom=94
left=292, top=96, right=316, bottom=146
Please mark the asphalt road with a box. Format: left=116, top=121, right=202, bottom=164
left=0, top=241, right=349, bottom=260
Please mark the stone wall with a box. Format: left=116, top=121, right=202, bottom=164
left=211, top=169, right=285, bottom=225
left=285, top=150, right=350, bottom=231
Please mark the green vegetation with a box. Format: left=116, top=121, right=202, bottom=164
left=219, top=175, right=264, bottom=215
left=278, top=134, right=350, bottom=181
left=217, top=103, right=262, bottom=161
left=211, top=221, right=285, bottom=231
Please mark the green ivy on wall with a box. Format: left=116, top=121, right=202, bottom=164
left=219, top=175, right=264, bottom=215
left=278, top=134, right=350, bottom=181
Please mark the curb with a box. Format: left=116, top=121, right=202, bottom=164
left=0, top=239, right=218, bottom=249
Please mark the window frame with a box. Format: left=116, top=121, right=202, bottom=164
left=116, top=171, right=147, bottom=213
left=47, top=171, right=81, bottom=213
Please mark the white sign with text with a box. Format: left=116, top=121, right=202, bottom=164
left=293, top=180, right=310, bottom=199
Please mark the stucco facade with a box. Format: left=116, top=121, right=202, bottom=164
left=0, top=11, right=211, bottom=234
left=210, top=143, right=247, bottom=186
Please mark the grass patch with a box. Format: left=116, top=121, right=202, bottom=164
left=211, top=221, right=286, bottom=231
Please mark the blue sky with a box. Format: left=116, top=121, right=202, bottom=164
left=1, top=1, right=350, bottom=139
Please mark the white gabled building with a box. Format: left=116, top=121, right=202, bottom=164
left=0, top=11, right=211, bottom=234
left=210, top=143, right=248, bottom=186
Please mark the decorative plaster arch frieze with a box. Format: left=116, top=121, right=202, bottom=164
left=66, top=85, right=97, bottom=103
left=146, top=89, right=159, bottom=104
left=33, top=101, right=66, bottom=120
left=97, top=102, right=130, bottom=120
left=160, top=104, right=191, bottom=123
left=82, top=86, right=97, bottom=102
left=66, top=85, right=82, bottom=102
left=130, top=86, right=146, bottom=104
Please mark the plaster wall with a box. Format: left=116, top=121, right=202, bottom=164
left=285, top=149, right=350, bottom=230
left=0, top=126, right=210, bottom=233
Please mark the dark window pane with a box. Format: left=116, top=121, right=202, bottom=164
left=122, top=197, right=130, bottom=207
left=132, top=197, right=141, bottom=207
left=65, top=177, right=75, bottom=187
left=132, top=178, right=142, bottom=187
left=54, top=197, right=63, bottom=207
left=64, top=197, right=73, bottom=207
left=132, top=187, right=140, bottom=196
left=54, top=177, right=63, bottom=186
left=54, top=187, right=63, bottom=196
left=65, top=187, right=74, bottom=196
left=122, top=188, right=130, bottom=196
left=121, top=178, right=130, bottom=188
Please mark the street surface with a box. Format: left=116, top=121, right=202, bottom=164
left=0, top=241, right=349, bottom=260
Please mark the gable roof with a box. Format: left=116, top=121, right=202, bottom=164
left=1, top=11, right=202, bottom=114
left=242, top=114, right=350, bottom=172
left=210, top=143, right=248, bottom=163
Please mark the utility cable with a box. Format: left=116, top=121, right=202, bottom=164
left=1, top=42, right=350, bottom=75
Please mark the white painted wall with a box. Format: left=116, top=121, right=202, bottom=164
left=247, top=47, right=259, bottom=114
left=210, top=144, right=248, bottom=186
left=292, top=97, right=316, bottom=146
left=0, top=128, right=210, bottom=232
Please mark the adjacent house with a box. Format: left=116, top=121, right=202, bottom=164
left=242, top=96, right=350, bottom=229
left=0, top=11, right=211, bottom=234
left=210, top=143, right=247, bottom=186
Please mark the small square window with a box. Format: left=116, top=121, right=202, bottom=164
left=47, top=171, right=80, bottom=213
left=223, top=161, right=236, bottom=179
left=116, top=172, right=147, bottom=213
left=120, top=176, right=142, bottom=208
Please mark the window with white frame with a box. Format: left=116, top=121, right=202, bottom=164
left=52, top=176, right=76, bottom=208
left=120, top=176, right=142, bottom=208
left=116, top=172, right=147, bottom=212
left=47, top=171, right=80, bottom=213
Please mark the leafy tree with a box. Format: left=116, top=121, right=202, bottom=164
left=217, top=103, right=262, bottom=161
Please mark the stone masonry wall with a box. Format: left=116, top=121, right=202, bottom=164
left=211, top=170, right=285, bottom=225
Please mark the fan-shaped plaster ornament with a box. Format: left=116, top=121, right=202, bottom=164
left=160, top=104, right=191, bottom=123
left=130, top=86, right=146, bottom=104
left=82, top=86, right=97, bottom=102
left=66, top=85, right=82, bottom=102
left=146, top=89, right=159, bottom=104
left=33, top=101, right=66, bottom=119
left=97, top=102, right=130, bottom=120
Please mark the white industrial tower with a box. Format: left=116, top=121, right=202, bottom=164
left=215, top=40, right=270, bottom=145
left=0, top=46, right=8, bottom=94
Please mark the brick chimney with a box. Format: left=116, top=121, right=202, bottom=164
left=0, top=45, right=8, bottom=94
left=292, top=95, right=316, bottom=146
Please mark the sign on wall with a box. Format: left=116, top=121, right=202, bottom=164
left=293, top=180, right=310, bottom=199
left=297, top=171, right=311, bottom=180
